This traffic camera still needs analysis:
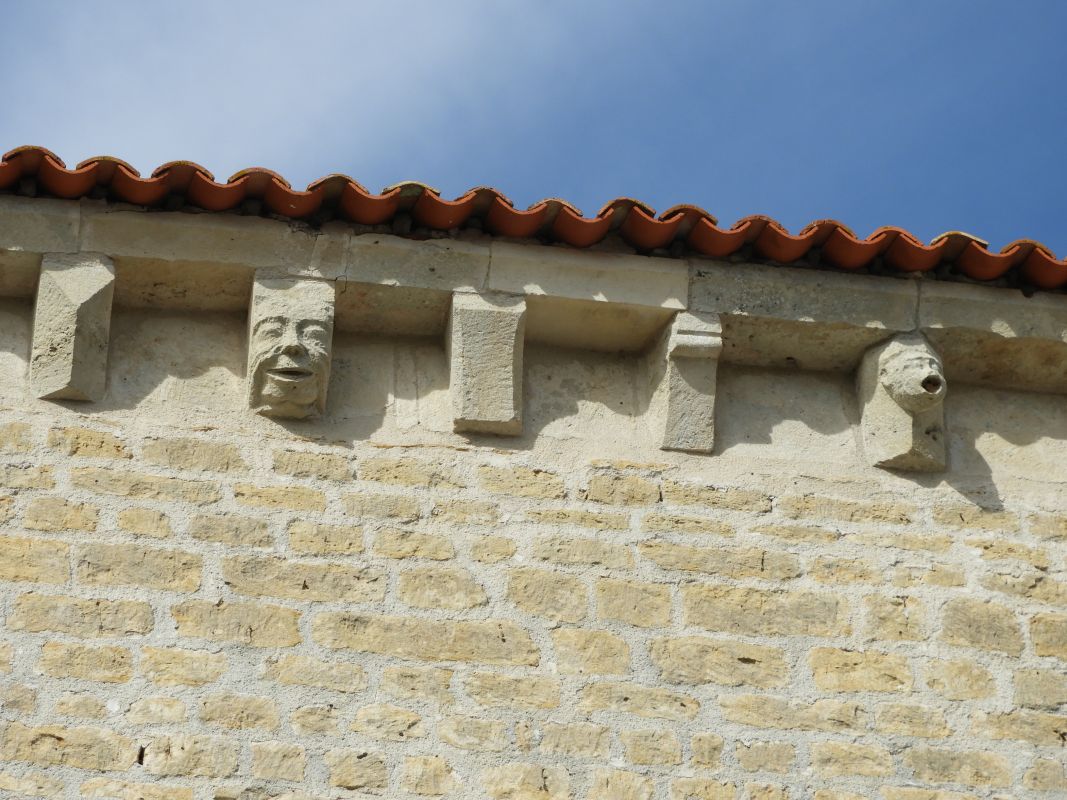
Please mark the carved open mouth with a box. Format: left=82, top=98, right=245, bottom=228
left=267, top=368, right=313, bottom=381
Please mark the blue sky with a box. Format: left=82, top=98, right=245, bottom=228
left=2, top=1, right=1065, bottom=252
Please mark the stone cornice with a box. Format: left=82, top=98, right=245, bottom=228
left=2, top=195, right=1066, bottom=471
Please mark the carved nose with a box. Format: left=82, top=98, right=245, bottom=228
left=281, top=341, right=304, bottom=356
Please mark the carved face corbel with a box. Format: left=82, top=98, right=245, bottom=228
left=857, top=332, right=947, bottom=471
left=247, top=278, right=335, bottom=419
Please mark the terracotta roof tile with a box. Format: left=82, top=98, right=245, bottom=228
left=2, top=145, right=1064, bottom=289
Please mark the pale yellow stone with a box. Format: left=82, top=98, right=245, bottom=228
left=0, top=422, right=33, bottom=453
left=233, top=483, right=325, bottom=511
left=47, top=426, right=128, bottom=458
left=71, top=467, right=218, bottom=504
left=374, top=528, right=454, bottom=559
left=481, top=764, right=569, bottom=799
left=172, top=599, right=301, bottom=647
left=651, top=636, right=787, bottom=688
left=399, top=566, right=487, bottom=609
left=199, top=693, right=279, bottom=730
left=0, top=722, right=137, bottom=770
left=55, top=692, right=106, bottom=719
left=287, top=520, right=363, bottom=554
left=973, top=709, right=1067, bottom=745
left=640, top=540, right=801, bottom=580
left=81, top=777, right=193, bottom=800
left=812, top=741, right=892, bottom=777
left=875, top=703, right=951, bottom=737
left=143, top=734, right=239, bottom=777
left=810, top=647, right=913, bottom=692
left=533, top=535, right=633, bottom=568
left=0, top=465, right=54, bottom=489
left=38, top=641, right=132, bottom=683
left=431, top=498, right=499, bottom=524
left=382, top=665, right=453, bottom=704
left=553, top=628, right=630, bottom=674
left=0, top=535, right=68, bottom=583
left=779, top=494, right=912, bottom=524
left=142, top=647, right=226, bottom=686
left=325, top=748, right=388, bottom=789
left=736, top=741, right=794, bottom=773
left=9, top=593, right=152, bottom=637
left=117, top=507, right=171, bottom=537
left=402, top=755, right=456, bottom=795
left=313, top=613, right=538, bottom=665
left=621, top=729, right=681, bottom=765
left=266, top=653, right=366, bottom=692
left=580, top=681, right=698, bottom=721
left=1015, top=667, right=1067, bottom=708
left=668, top=778, right=736, bottom=800
left=77, top=543, right=201, bottom=591
left=1032, top=612, right=1067, bottom=659
left=584, top=473, right=660, bottom=505
left=865, top=595, right=926, bottom=641
left=643, top=512, right=733, bottom=536
left=525, top=507, right=628, bottom=530
left=692, top=732, right=725, bottom=766
left=597, top=577, right=671, bottom=627
left=1025, top=759, right=1067, bottom=791
left=472, top=535, right=517, bottom=563
left=274, top=449, right=350, bottom=480
left=143, top=437, right=246, bottom=472
left=188, top=513, right=272, bottom=547
left=343, top=491, right=420, bottom=521
left=540, top=722, right=608, bottom=758
left=479, top=465, right=566, bottom=498
left=223, top=554, right=384, bottom=602
left=126, top=697, right=186, bottom=724
left=941, top=597, right=1023, bottom=654
left=925, top=658, right=996, bottom=700
left=683, top=584, right=846, bottom=636
left=350, top=703, right=426, bottom=740
left=904, top=747, right=1010, bottom=787
left=359, top=456, right=464, bottom=489
left=662, top=480, right=771, bottom=512
left=587, top=769, right=653, bottom=800
left=509, top=567, right=588, bottom=622
left=439, top=715, right=507, bottom=751
left=22, top=496, right=98, bottom=531
left=466, top=672, right=559, bottom=709
left=252, top=741, right=306, bottom=781
left=720, top=695, right=865, bottom=732
left=291, top=705, right=338, bottom=735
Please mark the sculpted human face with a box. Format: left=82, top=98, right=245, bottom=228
left=247, top=278, right=335, bottom=419
left=879, top=336, right=945, bottom=413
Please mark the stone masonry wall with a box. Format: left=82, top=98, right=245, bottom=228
left=1, top=340, right=1067, bottom=800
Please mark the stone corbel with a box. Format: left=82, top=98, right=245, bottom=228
left=247, top=276, right=336, bottom=419
left=857, top=332, right=947, bottom=472
left=447, top=291, right=526, bottom=435
left=31, top=253, right=116, bottom=401
left=645, top=311, right=722, bottom=453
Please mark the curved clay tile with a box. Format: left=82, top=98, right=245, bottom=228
left=411, top=190, right=478, bottom=230
left=485, top=197, right=550, bottom=238
left=1, top=145, right=1066, bottom=286
left=339, top=181, right=402, bottom=226
left=752, top=218, right=817, bottom=263
left=619, top=205, right=684, bottom=251
left=1022, top=247, right=1067, bottom=289
left=551, top=204, right=613, bottom=248
left=687, top=217, right=756, bottom=258
left=821, top=226, right=891, bottom=270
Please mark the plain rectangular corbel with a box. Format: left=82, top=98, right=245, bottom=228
left=30, top=253, right=116, bottom=401
left=646, top=310, right=722, bottom=453
left=447, top=291, right=526, bottom=435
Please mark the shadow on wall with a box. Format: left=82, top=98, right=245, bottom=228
left=0, top=298, right=31, bottom=406
left=2, top=304, right=1067, bottom=494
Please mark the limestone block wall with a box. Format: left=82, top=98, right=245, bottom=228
left=0, top=198, right=1064, bottom=799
